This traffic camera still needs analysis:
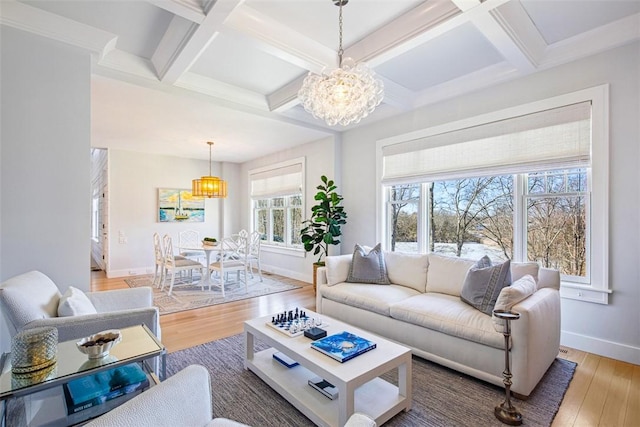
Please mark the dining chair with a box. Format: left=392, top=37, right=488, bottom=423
left=161, top=235, right=205, bottom=296
left=178, top=229, right=205, bottom=263
left=208, top=236, right=249, bottom=297
left=152, top=232, right=165, bottom=287
left=245, top=230, right=263, bottom=282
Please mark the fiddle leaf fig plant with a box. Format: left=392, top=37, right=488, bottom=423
left=300, top=175, right=348, bottom=264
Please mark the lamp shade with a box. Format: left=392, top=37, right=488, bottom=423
left=192, top=175, right=227, bottom=198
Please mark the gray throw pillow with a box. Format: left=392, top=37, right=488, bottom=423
left=346, top=243, right=390, bottom=285
left=460, top=256, right=511, bottom=315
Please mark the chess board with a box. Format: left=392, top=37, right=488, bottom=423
left=265, top=309, right=326, bottom=337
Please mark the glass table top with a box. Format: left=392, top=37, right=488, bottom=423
left=0, top=324, right=164, bottom=399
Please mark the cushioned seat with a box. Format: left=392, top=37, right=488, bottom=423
left=390, top=293, right=504, bottom=349
left=321, top=283, right=420, bottom=316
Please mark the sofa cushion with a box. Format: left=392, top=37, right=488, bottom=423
left=493, top=274, right=537, bottom=332
left=320, top=283, right=420, bottom=317
left=389, top=293, right=505, bottom=349
left=511, top=262, right=539, bottom=283
left=58, top=286, right=98, bottom=317
left=460, top=257, right=512, bottom=316
left=325, top=255, right=352, bottom=286
left=0, top=271, right=61, bottom=331
left=425, top=254, right=476, bottom=296
left=384, top=251, right=429, bottom=293
left=346, top=244, right=390, bottom=285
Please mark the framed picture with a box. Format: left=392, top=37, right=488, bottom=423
left=158, top=188, right=204, bottom=222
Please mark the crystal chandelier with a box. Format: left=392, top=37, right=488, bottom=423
left=192, top=141, right=227, bottom=198
left=298, top=0, right=384, bottom=127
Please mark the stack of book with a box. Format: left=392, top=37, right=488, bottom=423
left=63, top=363, right=149, bottom=415
left=310, top=331, right=376, bottom=363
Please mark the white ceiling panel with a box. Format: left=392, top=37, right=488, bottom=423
left=21, top=0, right=173, bottom=58
left=190, top=32, right=307, bottom=94
left=375, top=23, right=504, bottom=91
left=520, top=0, right=640, bottom=45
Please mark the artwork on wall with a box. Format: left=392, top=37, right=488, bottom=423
left=158, top=188, right=204, bottom=222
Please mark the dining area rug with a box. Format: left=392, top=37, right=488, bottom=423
left=125, top=272, right=304, bottom=315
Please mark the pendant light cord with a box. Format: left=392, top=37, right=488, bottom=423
left=338, top=1, right=343, bottom=67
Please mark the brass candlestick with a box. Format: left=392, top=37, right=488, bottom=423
left=493, top=309, right=522, bottom=426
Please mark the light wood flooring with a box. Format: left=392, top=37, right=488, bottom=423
left=92, top=271, right=640, bottom=426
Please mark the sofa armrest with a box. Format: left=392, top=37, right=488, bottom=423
left=316, top=267, right=328, bottom=313
left=86, top=287, right=153, bottom=312
left=509, top=287, right=561, bottom=396
left=23, top=307, right=160, bottom=342
left=86, top=365, right=212, bottom=427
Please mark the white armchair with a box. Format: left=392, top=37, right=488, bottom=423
left=86, top=365, right=376, bottom=427
left=0, top=270, right=161, bottom=342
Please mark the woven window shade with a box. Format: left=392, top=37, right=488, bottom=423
left=250, top=163, right=303, bottom=199
left=382, top=101, right=591, bottom=184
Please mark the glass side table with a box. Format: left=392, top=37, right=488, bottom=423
left=0, top=324, right=166, bottom=427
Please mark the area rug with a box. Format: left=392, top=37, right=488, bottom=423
left=125, top=272, right=303, bottom=315
left=167, top=334, right=576, bottom=427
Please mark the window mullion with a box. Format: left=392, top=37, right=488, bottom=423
left=513, top=174, right=525, bottom=262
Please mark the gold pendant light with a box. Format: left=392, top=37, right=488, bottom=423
left=192, top=141, right=227, bottom=198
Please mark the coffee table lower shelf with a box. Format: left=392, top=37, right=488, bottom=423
left=246, top=348, right=406, bottom=427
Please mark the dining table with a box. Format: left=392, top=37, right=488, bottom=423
left=180, top=243, right=220, bottom=289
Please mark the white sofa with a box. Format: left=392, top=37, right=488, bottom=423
left=315, top=252, right=561, bottom=397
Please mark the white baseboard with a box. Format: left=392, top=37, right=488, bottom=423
left=261, top=263, right=311, bottom=285
left=107, top=267, right=154, bottom=278
left=561, top=330, right=640, bottom=365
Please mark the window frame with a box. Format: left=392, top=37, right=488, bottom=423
left=249, top=158, right=305, bottom=256
left=376, top=85, right=610, bottom=304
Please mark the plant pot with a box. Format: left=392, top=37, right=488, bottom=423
left=312, top=262, right=325, bottom=294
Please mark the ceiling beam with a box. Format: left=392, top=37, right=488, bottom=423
left=267, top=75, right=307, bottom=113
left=152, top=0, right=243, bottom=84
left=224, top=4, right=336, bottom=74
left=0, top=0, right=117, bottom=61
left=344, top=0, right=461, bottom=66
left=146, top=0, right=205, bottom=24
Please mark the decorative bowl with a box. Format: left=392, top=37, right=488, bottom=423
left=76, top=330, right=121, bottom=359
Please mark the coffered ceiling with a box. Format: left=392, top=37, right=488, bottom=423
left=2, top=0, right=639, bottom=162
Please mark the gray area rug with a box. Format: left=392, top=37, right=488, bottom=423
left=125, top=272, right=303, bottom=315
left=167, top=334, right=576, bottom=426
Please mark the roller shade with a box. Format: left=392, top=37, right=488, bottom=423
left=382, top=101, right=591, bottom=184
left=250, top=162, right=303, bottom=198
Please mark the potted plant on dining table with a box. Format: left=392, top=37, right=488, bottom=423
left=300, top=175, right=347, bottom=292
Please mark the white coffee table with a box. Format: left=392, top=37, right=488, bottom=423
left=244, top=310, right=412, bottom=427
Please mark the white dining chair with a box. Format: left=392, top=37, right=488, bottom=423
left=161, top=235, right=205, bottom=296
left=208, top=236, right=248, bottom=297
left=152, top=232, right=165, bottom=287
left=178, top=229, right=205, bottom=263
left=244, top=230, right=263, bottom=282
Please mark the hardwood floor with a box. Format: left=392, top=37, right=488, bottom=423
left=92, top=271, right=640, bottom=426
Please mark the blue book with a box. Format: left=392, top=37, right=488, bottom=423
left=63, top=363, right=149, bottom=414
left=310, top=331, right=376, bottom=363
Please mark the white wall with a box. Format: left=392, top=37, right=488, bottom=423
left=0, top=27, right=91, bottom=352
left=107, top=149, right=239, bottom=277
left=239, top=136, right=340, bottom=283
left=340, top=42, right=640, bottom=364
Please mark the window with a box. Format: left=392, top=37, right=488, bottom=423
left=250, top=158, right=305, bottom=251
left=378, top=86, right=609, bottom=303
left=387, top=169, right=588, bottom=281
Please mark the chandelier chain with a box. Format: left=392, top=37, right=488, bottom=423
left=338, top=1, right=344, bottom=66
